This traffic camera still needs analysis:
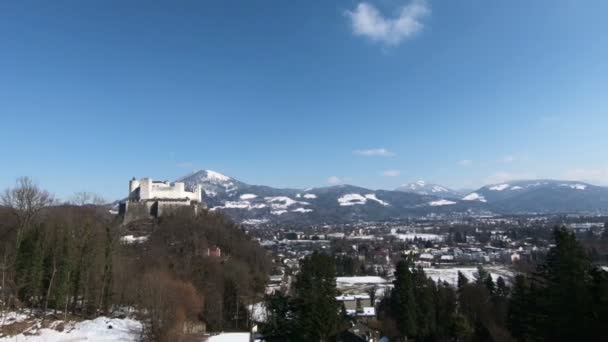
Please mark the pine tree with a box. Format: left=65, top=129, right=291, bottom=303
left=507, top=275, right=541, bottom=341
left=484, top=274, right=495, bottom=295
left=495, top=276, right=509, bottom=299
left=15, top=225, right=45, bottom=307
left=536, top=227, right=594, bottom=340
left=291, top=251, right=341, bottom=342
left=390, top=258, right=418, bottom=340
left=457, top=270, right=469, bottom=290
left=261, top=292, right=294, bottom=341
left=473, top=265, right=489, bottom=286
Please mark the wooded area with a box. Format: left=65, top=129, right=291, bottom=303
left=0, top=177, right=272, bottom=341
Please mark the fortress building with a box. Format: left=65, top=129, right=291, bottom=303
left=119, top=177, right=204, bottom=223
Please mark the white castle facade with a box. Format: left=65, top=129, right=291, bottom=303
left=120, top=177, right=204, bottom=223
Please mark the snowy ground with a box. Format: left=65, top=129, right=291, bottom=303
left=336, top=276, right=388, bottom=285
left=423, top=266, right=514, bottom=287
left=248, top=302, right=267, bottom=323
left=0, top=315, right=142, bottom=341
left=207, top=333, right=250, bottom=342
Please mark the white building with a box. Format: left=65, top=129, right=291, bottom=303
left=120, top=177, right=204, bottom=223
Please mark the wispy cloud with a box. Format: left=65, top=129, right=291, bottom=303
left=345, top=0, right=430, bottom=46
left=458, top=159, right=472, bottom=166
left=382, top=169, right=401, bottom=177
left=353, top=148, right=395, bottom=157
left=564, top=168, right=608, bottom=185
left=327, top=176, right=344, bottom=185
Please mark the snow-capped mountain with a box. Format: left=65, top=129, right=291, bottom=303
left=395, top=181, right=462, bottom=199
left=463, top=180, right=608, bottom=213
left=177, top=171, right=482, bottom=225
left=174, top=171, right=608, bottom=224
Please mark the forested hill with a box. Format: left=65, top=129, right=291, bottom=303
left=0, top=185, right=272, bottom=341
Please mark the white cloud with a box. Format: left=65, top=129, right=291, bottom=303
left=327, top=176, right=344, bottom=185
left=345, top=0, right=430, bottom=46
left=458, top=159, right=472, bottom=166
left=564, top=168, right=608, bottom=185
left=382, top=169, right=401, bottom=177
left=484, top=171, right=535, bottom=185
left=353, top=148, right=394, bottom=157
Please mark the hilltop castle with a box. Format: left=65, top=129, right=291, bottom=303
left=119, top=177, right=205, bottom=223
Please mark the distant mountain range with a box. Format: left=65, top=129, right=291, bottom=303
left=395, top=180, right=463, bottom=199
left=173, top=170, right=608, bottom=225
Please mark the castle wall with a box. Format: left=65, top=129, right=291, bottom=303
left=121, top=177, right=204, bottom=224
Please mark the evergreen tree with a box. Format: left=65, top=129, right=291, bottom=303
left=484, top=274, right=495, bottom=295
left=495, top=276, right=509, bottom=299
left=389, top=258, right=418, bottom=340
left=411, top=267, right=437, bottom=339
left=507, top=275, right=542, bottom=341
left=291, top=251, right=342, bottom=342
left=15, top=225, right=45, bottom=307
left=473, top=265, right=489, bottom=286
left=536, top=227, right=594, bottom=340
left=261, top=292, right=294, bottom=341
left=457, top=271, right=469, bottom=290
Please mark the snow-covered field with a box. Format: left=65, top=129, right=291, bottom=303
left=429, top=199, right=456, bottom=206
left=208, top=333, right=250, bottom=342
left=0, top=316, right=142, bottom=341
left=337, top=193, right=390, bottom=206
left=336, top=276, right=388, bottom=285
left=423, top=267, right=514, bottom=287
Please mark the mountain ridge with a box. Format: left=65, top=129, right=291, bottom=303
left=171, top=170, right=608, bottom=225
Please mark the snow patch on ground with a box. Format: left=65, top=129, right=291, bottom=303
left=248, top=302, right=267, bottom=323
left=208, top=333, right=251, bottom=342
left=0, top=316, right=142, bottom=342
left=423, top=267, right=514, bottom=287
left=120, top=235, right=148, bottom=244
left=510, top=186, right=523, bottom=190
left=271, top=210, right=288, bottom=215
left=560, top=183, right=587, bottom=190
left=432, top=186, right=448, bottom=192
left=206, top=170, right=231, bottom=182
left=265, top=196, right=309, bottom=210
left=489, top=184, right=510, bottom=191
left=303, top=193, right=317, bottom=199
left=429, top=199, right=456, bottom=206
left=336, top=276, right=388, bottom=285
left=224, top=201, right=252, bottom=209
left=239, top=194, right=257, bottom=200
left=462, top=192, right=487, bottom=202
left=0, top=312, right=28, bottom=328
left=364, top=194, right=389, bottom=206
left=292, top=208, right=313, bottom=213
left=338, top=194, right=367, bottom=206
left=241, top=218, right=269, bottom=225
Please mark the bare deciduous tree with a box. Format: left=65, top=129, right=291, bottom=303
left=70, top=191, right=106, bottom=206
left=1, top=177, right=54, bottom=248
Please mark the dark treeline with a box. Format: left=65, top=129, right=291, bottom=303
left=262, top=228, right=608, bottom=342
left=262, top=251, right=344, bottom=342
left=0, top=177, right=271, bottom=341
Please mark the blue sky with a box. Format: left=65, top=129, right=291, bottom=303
left=1, top=0, right=607, bottom=200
